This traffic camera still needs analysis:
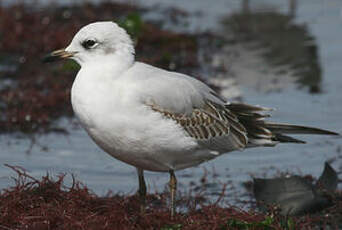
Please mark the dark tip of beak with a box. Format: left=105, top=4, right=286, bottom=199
left=42, top=53, right=60, bottom=63
left=42, top=49, right=74, bottom=63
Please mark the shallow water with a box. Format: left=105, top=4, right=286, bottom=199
left=1, top=0, right=341, bottom=201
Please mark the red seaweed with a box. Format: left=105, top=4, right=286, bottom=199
left=1, top=2, right=341, bottom=229
left=0, top=165, right=341, bottom=229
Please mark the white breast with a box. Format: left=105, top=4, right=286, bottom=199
left=70, top=66, right=210, bottom=172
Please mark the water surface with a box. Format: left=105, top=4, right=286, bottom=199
left=1, top=0, right=341, bottom=200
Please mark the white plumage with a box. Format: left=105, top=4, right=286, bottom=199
left=66, top=22, right=243, bottom=172
left=45, top=21, right=337, bottom=216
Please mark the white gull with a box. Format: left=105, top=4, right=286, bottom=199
left=43, top=21, right=337, bottom=217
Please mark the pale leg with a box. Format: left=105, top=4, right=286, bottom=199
left=169, top=170, right=177, bottom=218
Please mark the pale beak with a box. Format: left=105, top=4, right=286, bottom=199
left=42, top=49, right=77, bottom=63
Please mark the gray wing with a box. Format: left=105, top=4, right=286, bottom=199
left=139, top=62, right=338, bottom=152
left=129, top=63, right=337, bottom=152
left=131, top=63, right=248, bottom=152
left=143, top=74, right=248, bottom=153
left=148, top=100, right=249, bottom=152
left=133, top=62, right=269, bottom=152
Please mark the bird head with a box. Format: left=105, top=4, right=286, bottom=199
left=43, top=21, right=135, bottom=66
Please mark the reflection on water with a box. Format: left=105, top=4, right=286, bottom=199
left=222, top=1, right=322, bottom=93
left=0, top=0, right=341, bottom=200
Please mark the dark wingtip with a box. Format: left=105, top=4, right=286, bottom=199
left=274, top=134, right=306, bottom=144
left=321, top=130, right=339, bottom=136
left=265, top=122, right=340, bottom=136
left=309, top=128, right=339, bottom=136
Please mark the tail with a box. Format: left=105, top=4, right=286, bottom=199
left=226, top=103, right=339, bottom=146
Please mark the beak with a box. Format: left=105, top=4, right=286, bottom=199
left=42, top=49, right=76, bottom=63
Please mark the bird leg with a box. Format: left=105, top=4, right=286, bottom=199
left=169, top=170, right=177, bottom=218
left=137, top=168, right=147, bottom=214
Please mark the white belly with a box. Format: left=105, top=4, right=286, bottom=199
left=71, top=74, right=215, bottom=172
left=75, top=103, right=216, bottom=171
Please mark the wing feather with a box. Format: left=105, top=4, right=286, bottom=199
left=148, top=101, right=248, bottom=152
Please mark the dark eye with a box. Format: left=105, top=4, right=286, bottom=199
left=82, top=39, right=97, bottom=49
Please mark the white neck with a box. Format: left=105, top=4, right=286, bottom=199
left=81, top=50, right=134, bottom=77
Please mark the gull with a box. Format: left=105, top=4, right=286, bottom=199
left=43, top=21, right=338, bottom=217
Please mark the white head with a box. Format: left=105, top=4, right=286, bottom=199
left=44, top=21, right=135, bottom=67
